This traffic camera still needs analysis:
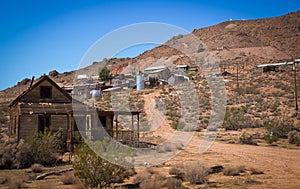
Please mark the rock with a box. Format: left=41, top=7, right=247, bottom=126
left=17, top=78, right=31, bottom=86
left=49, top=70, right=59, bottom=77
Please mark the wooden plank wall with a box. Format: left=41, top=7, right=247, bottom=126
left=51, top=114, right=68, bottom=132
left=19, top=114, right=38, bottom=140
left=9, top=104, right=19, bottom=138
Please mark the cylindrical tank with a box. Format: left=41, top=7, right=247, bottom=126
left=136, top=75, right=144, bottom=90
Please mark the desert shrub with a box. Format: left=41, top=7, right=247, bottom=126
left=172, top=121, right=186, bottom=130
left=263, top=116, right=293, bottom=138
left=238, top=132, right=257, bottom=145
left=169, top=167, right=184, bottom=179
left=0, top=139, right=19, bottom=169
left=133, top=171, right=151, bottom=185
left=30, top=163, right=44, bottom=173
left=167, top=110, right=181, bottom=118
left=0, top=114, right=7, bottom=124
left=234, top=86, right=259, bottom=95
left=166, top=177, right=186, bottom=189
left=223, top=107, right=249, bottom=130
left=139, top=174, right=166, bottom=189
left=0, top=130, right=62, bottom=169
left=288, top=130, right=300, bottom=145
left=169, top=162, right=210, bottom=183
left=264, top=135, right=279, bottom=144
left=223, top=166, right=246, bottom=176
left=73, top=139, right=133, bottom=188
left=182, top=161, right=209, bottom=184
left=18, top=130, right=62, bottom=167
left=62, top=172, right=77, bottom=185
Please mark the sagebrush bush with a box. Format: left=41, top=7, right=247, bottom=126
left=239, top=132, right=257, bottom=145
left=288, top=130, right=300, bottom=145
left=73, top=139, right=133, bottom=188
left=166, top=177, right=185, bottom=189
left=0, top=130, right=62, bottom=169
left=139, top=174, right=166, bottom=189
left=264, top=135, right=278, bottom=144
left=17, top=130, right=62, bottom=167
left=263, top=116, right=293, bottom=138
left=223, top=107, right=249, bottom=130
left=0, top=139, right=19, bottom=169
left=168, top=162, right=209, bottom=184
left=182, top=161, right=209, bottom=184
left=169, top=167, right=184, bottom=180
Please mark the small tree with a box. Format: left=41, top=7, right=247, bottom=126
left=98, top=67, right=111, bottom=81
left=73, top=139, right=133, bottom=188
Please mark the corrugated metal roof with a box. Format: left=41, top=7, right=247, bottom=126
left=144, top=66, right=168, bottom=71
left=257, top=62, right=294, bottom=68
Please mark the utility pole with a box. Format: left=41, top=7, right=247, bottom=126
left=236, top=63, right=239, bottom=89
left=294, top=59, right=300, bottom=111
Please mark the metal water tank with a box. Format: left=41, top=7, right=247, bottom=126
left=136, top=75, right=144, bottom=90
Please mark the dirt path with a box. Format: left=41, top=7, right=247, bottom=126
left=142, top=90, right=175, bottom=141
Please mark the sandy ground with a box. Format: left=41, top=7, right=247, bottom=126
left=163, top=134, right=300, bottom=189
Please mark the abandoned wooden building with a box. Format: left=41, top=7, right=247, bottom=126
left=9, top=75, right=141, bottom=151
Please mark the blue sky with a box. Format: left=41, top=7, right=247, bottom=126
left=0, top=0, right=299, bottom=90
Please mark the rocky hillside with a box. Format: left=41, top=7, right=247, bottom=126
left=1, top=10, right=299, bottom=103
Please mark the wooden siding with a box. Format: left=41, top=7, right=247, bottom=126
left=50, top=114, right=68, bottom=132
left=19, top=80, right=70, bottom=103
left=19, top=103, right=72, bottom=114
left=9, top=104, right=18, bottom=138
left=19, top=114, right=38, bottom=140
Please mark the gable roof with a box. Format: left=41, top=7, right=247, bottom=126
left=9, top=75, right=72, bottom=107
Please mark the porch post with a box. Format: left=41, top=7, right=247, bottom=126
left=67, top=112, right=73, bottom=152
left=137, top=113, right=140, bottom=141
left=131, top=114, right=134, bottom=142
left=116, top=114, right=118, bottom=140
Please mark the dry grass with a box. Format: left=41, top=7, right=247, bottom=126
left=182, top=161, right=209, bottom=184
left=168, top=162, right=209, bottom=184
left=166, top=177, right=185, bottom=189
left=139, top=174, right=166, bottom=189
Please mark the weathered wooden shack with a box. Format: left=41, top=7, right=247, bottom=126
left=9, top=75, right=75, bottom=150
left=9, top=75, right=141, bottom=151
